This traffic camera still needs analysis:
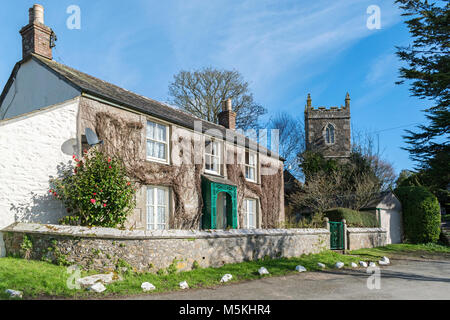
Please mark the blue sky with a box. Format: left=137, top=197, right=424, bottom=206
left=0, top=0, right=430, bottom=174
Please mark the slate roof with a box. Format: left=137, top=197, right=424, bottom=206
left=28, top=54, right=281, bottom=160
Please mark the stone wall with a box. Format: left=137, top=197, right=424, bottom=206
left=346, top=227, right=387, bottom=250
left=3, top=223, right=330, bottom=272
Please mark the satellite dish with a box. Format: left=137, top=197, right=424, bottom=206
left=85, top=128, right=103, bottom=147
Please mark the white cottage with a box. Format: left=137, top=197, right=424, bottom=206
left=0, top=5, right=285, bottom=256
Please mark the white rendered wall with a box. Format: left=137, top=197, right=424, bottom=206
left=0, top=98, right=80, bottom=256
left=0, top=59, right=80, bottom=120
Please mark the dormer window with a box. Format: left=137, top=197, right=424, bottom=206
left=324, top=123, right=335, bottom=145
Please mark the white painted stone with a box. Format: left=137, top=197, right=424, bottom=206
left=89, top=282, right=106, bottom=293
left=378, top=260, right=389, bottom=265
left=141, top=282, right=155, bottom=292
left=5, top=289, right=23, bottom=298
left=295, top=265, right=307, bottom=272
left=179, top=281, right=189, bottom=289
left=369, top=262, right=377, bottom=267
left=220, top=274, right=233, bottom=282
left=351, top=262, right=358, bottom=268
left=335, top=262, right=344, bottom=269
left=258, top=267, right=269, bottom=275
left=381, top=256, right=390, bottom=264
left=317, top=262, right=326, bottom=268
left=76, top=272, right=120, bottom=288
left=359, top=261, right=368, bottom=267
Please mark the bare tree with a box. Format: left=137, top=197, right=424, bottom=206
left=268, top=112, right=305, bottom=179
left=289, top=169, right=380, bottom=213
left=352, top=127, right=397, bottom=191
left=168, top=67, right=266, bottom=130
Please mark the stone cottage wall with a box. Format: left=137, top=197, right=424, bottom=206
left=346, top=227, right=387, bottom=250
left=3, top=223, right=330, bottom=272
left=79, top=97, right=285, bottom=230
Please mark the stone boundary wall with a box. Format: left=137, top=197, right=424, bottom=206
left=346, top=227, right=387, bottom=250
left=2, top=223, right=330, bottom=272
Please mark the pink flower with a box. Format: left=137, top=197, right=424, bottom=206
left=90, top=199, right=96, bottom=204
left=93, top=193, right=97, bottom=196
left=72, top=155, right=76, bottom=159
left=108, top=166, right=112, bottom=169
left=103, top=203, right=107, bottom=208
left=108, top=158, right=111, bottom=163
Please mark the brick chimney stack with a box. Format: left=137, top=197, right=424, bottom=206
left=218, top=98, right=236, bottom=130
left=20, top=4, right=55, bottom=60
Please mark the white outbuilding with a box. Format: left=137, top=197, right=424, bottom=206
left=361, top=192, right=403, bottom=244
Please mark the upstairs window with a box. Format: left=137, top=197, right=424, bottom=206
left=147, top=120, right=169, bottom=162
left=245, top=151, right=257, bottom=182
left=205, top=139, right=222, bottom=175
left=325, top=123, right=335, bottom=145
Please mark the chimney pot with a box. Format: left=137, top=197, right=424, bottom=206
left=222, top=98, right=232, bottom=111
left=30, top=4, right=45, bottom=24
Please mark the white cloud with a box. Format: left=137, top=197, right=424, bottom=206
left=151, top=0, right=402, bottom=95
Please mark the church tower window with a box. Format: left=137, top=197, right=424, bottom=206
left=325, top=123, right=335, bottom=145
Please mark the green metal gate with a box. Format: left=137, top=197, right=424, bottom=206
left=329, top=221, right=344, bottom=250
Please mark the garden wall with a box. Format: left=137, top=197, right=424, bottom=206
left=2, top=223, right=330, bottom=272
left=346, top=227, right=387, bottom=250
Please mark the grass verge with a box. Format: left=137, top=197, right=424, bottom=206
left=0, top=243, right=448, bottom=299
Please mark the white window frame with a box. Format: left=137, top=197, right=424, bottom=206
left=244, top=198, right=258, bottom=229
left=205, top=138, right=222, bottom=176
left=146, top=186, right=170, bottom=230
left=245, top=150, right=258, bottom=183
left=146, top=120, right=170, bottom=163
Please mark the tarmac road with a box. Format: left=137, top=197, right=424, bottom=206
left=122, top=255, right=450, bottom=300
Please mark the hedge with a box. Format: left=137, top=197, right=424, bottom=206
left=324, top=208, right=379, bottom=227
left=395, top=186, right=441, bottom=244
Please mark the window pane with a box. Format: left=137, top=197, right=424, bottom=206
left=147, top=206, right=154, bottom=230
left=212, top=156, right=219, bottom=173
left=157, top=206, right=165, bottom=225
left=249, top=154, right=256, bottom=166
left=157, top=124, right=166, bottom=141
left=157, top=188, right=165, bottom=205
left=147, top=187, right=154, bottom=205
left=158, top=143, right=166, bottom=160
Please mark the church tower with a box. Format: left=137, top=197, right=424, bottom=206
left=304, top=93, right=351, bottom=160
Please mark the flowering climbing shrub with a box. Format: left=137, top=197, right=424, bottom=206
left=49, top=149, right=136, bottom=228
